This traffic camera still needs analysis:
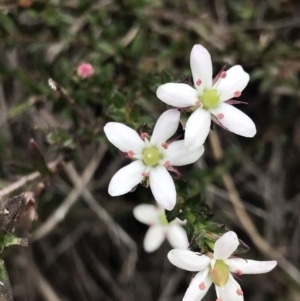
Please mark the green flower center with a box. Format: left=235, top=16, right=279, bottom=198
left=143, top=147, right=160, bottom=166
left=159, top=213, right=168, bottom=225
left=210, top=260, right=229, bottom=287
left=201, top=89, right=220, bottom=109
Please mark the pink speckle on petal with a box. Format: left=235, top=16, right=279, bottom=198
left=220, top=71, right=227, bottom=78
left=234, top=91, right=241, bottom=97
left=234, top=269, right=243, bottom=276
left=198, top=282, right=206, bottom=290
left=217, top=113, right=224, bottom=119
left=161, top=142, right=168, bottom=149
left=77, top=63, right=94, bottom=79
left=196, top=79, right=202, bottom=86
left=164, top=161, right=171, bottom=168
left=142, top=172, right=149, bottom=177
left=141, top=133, right=149, bottom=140
left=127, top=150, right=134, bottom=158
left=236, top=289, right=243, bottom=296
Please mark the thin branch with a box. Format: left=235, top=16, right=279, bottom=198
left=31, top=144, right=107, bottom=241
left=0, top=157, right=62, bottom=201
left=209, top=130, right=300, bottom=286
left=64, top=163, right=137, bottom=284
left=33, top=264, right=62, bottom=301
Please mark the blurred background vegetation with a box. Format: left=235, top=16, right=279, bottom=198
left=0, top=0, right=300, bottom=300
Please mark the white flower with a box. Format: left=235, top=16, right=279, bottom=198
left=133, top=204, right=189, bottom=252
left=156, top=44, right=256, bottom=150
left=168, top=231, right=277, bottom=301
left=104, top=109, right=204, bottom=210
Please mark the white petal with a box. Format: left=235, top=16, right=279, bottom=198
left=210, top=102, right=256, bottom=137
left=225, top=258, right=277, bottom=274
left=156, top=83, right=198, bottom=107
left=183, top=269, right=212, bottom=301
left=104, top=122, right=144, bottom=153
left=133, top=204, right=160, bottom=225
left=143, top=225, right=165, bottom=252
left=216, top=65, right=250, bottom=102
left=150, top=109, right=180, bottom=145
left=216, top=274, right=244, bottom=301
left=108, top=161, right=145, bottom=196
left=190, top=44, right=213, bottom=94
left=149, top=166, right=176, bottom=210
left=167, top=249, right=211, bottom=271
left=165, top=141, right=204, bottom=166
left=185, top=108, right=211, bottom=150
left=214, top=231, right=239, bottom=260
left=167, top=224, right=189, bottom=249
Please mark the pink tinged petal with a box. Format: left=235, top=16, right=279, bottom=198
left=108, top=161, right=146, bottom=196
left=214, top=231, right=239, bottom=260
left=143, top=225, right=165, bottom=252
left=165, top=140, right=205, bottom=166
left=190, top=44, right=213, bottom=94
left=185, top=108, right=211, bottom=150
left=167, top=224, right=189, bottom=249
left=225, top=258, right=277, bottom=274
left=167, top=249, right=211, bottom=271
left=150, top=109, right=180, bottom=145
left=133, top=204, right=159, bottom=225
left=104, top=122, right=144, bottom=153
left=149, top=166, right=176, bottom=210
left=210, top=103, right=256, bottom=138
left=156, top=83, right=198, bottom=107
left=183, top=269, right=212, bottom=301
left=215, top=274, right=244, bottom=301
left=216, top=65, right=250, bottom=102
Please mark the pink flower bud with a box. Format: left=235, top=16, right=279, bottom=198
left=77, top=63, right=94, bottom=79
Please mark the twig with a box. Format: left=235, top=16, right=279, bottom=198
left=64, top=163, right=137, bottom=284
left=0, top=158, right=62, bottom=201
left=31, top=144, right=107, bottom=241
left=33, top=264, right=62, bottom=301
left=209, top=130, right=300, bottom=286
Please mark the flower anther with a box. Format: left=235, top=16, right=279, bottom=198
left=196, top=79, right=202, bottom=86
left=234, top=269, right=243, bottom=275
left=236, top=288, right=243, bottom=296
left=161, top=142, right=168, bottom=149
left=195, top=100, right=202, bottom=107
left=142, top=172, right=149, bottom=177
left=141, top=132, right=149, bottom=140
left=234, top=91, right=241, bottom=97
left=164, top=161, right=171, bottom=168
left=217, top=113, right=224, bottom=119
left=220, top=71, right=227, bottom=78
left=127, top=150, right=134, bottom=158
left=198, top=282, right=206, bottom=290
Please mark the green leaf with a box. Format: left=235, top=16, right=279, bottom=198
left=0, top=12, right=16, bottom=35
left=8, top=99, right=35, bottom=119
left=0, top=260, right=13, bottom=301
